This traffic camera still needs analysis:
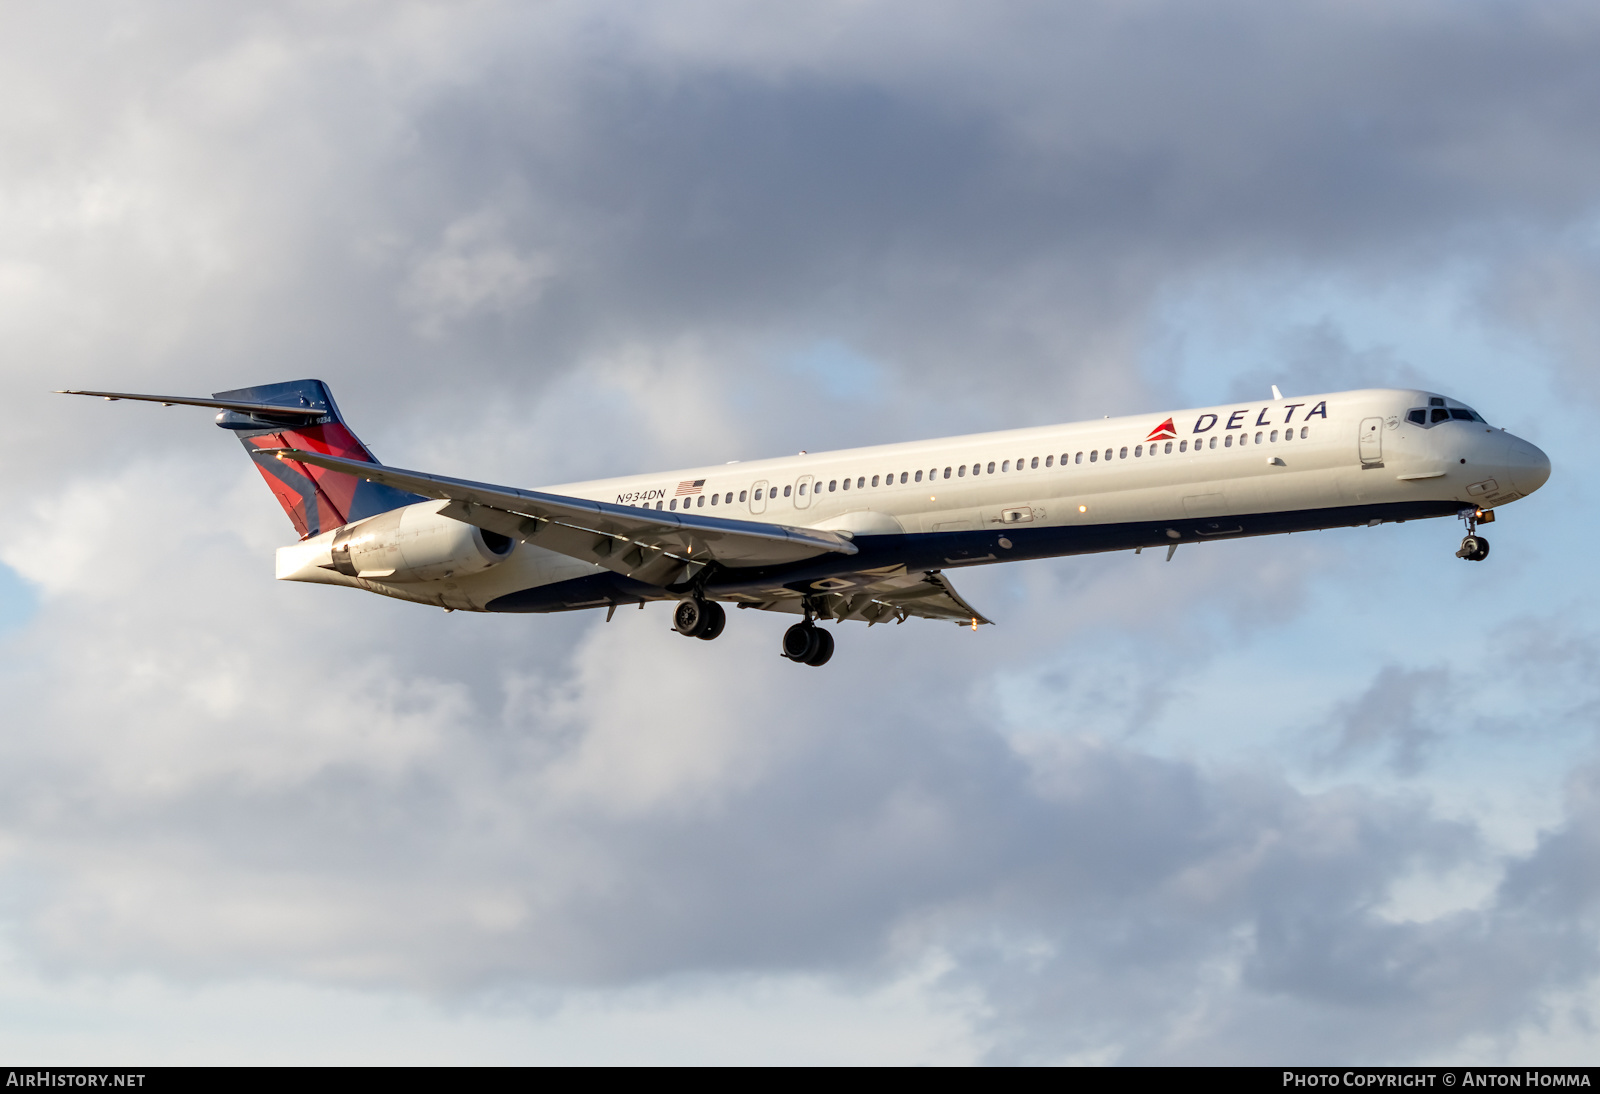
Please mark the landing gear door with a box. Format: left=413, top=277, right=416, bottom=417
left=750, top=480, right=769, bottom=515
left=1359, top=417, right=1384, bottom=468
left=794, top=474, right=814, bottom=510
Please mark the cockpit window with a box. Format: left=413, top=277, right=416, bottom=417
left=1409, top=403, right=1485, bottom=427
left=1429, top=397, right=1446, bottom=407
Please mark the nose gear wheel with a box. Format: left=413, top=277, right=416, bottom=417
left=1455, top=507, right=1493, bottom=562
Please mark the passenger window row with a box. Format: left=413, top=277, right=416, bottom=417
left=645, top=426, right=1317, bottom=511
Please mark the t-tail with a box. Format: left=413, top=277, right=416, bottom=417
left=59, top=378, right=423, bottom=539
left=213, top=380, right=422, bottom=538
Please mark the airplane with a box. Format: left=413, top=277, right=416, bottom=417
left=60, top=379, right=1550, bottom=667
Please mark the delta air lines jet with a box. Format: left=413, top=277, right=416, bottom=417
left=62, top=380, right=1550, bottom=667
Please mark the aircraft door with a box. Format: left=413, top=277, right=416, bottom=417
left=1358, top=417, right=1384, bottom=467
left=750, top=480, right=768, bottom=515
left=794, top=474, right=814, bottom=509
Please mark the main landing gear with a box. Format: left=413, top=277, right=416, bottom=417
left=673, top=597, right=726, bottom=640
left=1455, top=507, right=1493, bottom=562
left=672, top=595, right=836, bottom=666
left=780, top=598, right=835, bottom=667
left=782, top=621, right=835, bottom=667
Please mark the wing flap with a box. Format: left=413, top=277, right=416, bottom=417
left=844, top=569, right=992, bottom=625
left=737, top=568, right=993, bottom=627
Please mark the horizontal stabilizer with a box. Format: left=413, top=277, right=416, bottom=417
left=260, top=447, right=858, bottom=584
left=56, top=389, right=329, bottom=419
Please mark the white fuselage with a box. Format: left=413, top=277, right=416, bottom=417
left=277, top=387, right=1550, bottom=612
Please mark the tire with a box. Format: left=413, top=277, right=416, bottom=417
left=804, top=627, right=835, bottom=667
left=782, top=622, right=820, bottom=662
left=673, top=599, right=706, bottom=637
left=1471, top=536, right=1490, bottom=562
left=697, top=601, right=726, bottom=641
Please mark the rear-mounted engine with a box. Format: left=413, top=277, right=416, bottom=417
left=327, top=503, right=514, bottom=582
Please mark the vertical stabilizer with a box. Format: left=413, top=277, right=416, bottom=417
left=215, top=380, right=422, bottom=538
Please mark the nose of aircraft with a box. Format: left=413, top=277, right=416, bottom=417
left=1505, top=436, right=1551, bottom=496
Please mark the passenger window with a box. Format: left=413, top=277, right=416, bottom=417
left=829, top=480, right=837, bottom=492
left=785, top=485, right=793, bottom=497
left=1431, top=408, right=1450, bottom=423
left=753, top=489, right=761, bottom=500
left=1253, top=432, right=1261, bottom=444
left=915, top=470, right=923, bottom=482
left=1104, top=449, right=1113, bottom=461
left=798, top=483, right=806, bottom=495
left=1270, top=430, right=1278, bottom=442
left=1225, top=435, right=1233, bottom=447
left=1045, top=455, right=1053, bottom=467
left=1032, top=457, right=1040, bottom=469
left=1164, top=442, right=1172, bottom=454
left=857, top=477, right=865, bottom=488
left=697, top=495, right=705, bottom=507
left=1089, top=450, right=1098, bottom=462
left=1210, top=436, right=1218, bottom=449
left=900, top=472, right=908, bottom=484
left=1300, top=427, right=1308, bottom=439
left=871, top=475, right=879, bottom=487
left=1118, top=447, right=1127, bottom=459
left=1179, top=440, right=1187, bottom=452
left=944, top=467, right=952, bottom=479
left=711, top=494, right=718, bottom=505
left=1002, top=461, right=1010, bottom=472
left=1135, top=445, right=1143, bottom=457
left=1450, top=408, right=1473, bottom=421
left=842, top=478, right=850, bottom=490
left=958, top=465, right=966, bottom=477
left=656, top=500, right=663, bottom=510
left=1075, top=452, right=1083, bottom=464
left=1407, top=409, right=1426, bottom=425
left=670, top=498, right=677, bottom=510
left=985, top=462, right=994, bottom=474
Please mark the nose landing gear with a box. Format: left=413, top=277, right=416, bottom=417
left=1456, top=507, right=1494, bottom=562
left=673, top=598, right=726, bottom=640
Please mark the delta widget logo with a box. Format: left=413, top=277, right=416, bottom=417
left=1144, top=418, right=1178, bottom=442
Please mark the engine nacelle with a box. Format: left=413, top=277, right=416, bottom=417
left=328, top=502, right=514, bottom=583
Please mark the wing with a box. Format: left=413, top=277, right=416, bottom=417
left=261, top=447, right=856, bottom=587
left=733, top=567, right=994, bottom=627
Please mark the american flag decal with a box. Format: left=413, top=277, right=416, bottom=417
left=675, top=479, right=706, bottom=496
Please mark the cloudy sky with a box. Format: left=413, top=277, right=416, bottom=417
left=1, top=0, right=1597, bottom=1064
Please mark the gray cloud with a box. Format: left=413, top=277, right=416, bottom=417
left=1323, top=664, right=1454, bottom=776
